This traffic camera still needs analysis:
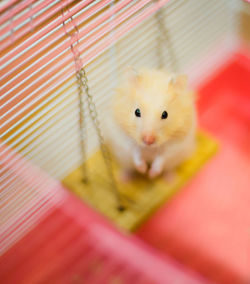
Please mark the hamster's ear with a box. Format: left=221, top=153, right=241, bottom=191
left=169, top=74, right=187, bottom=89
left=123, top=66, right=139, bottom=85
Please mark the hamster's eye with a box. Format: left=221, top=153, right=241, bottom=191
left=135, top=108, right=141, bottom=117
left=161, top=110, right=168, bottom=119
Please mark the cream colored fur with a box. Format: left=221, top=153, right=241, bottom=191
left=103, top=68, right=197, bottom=179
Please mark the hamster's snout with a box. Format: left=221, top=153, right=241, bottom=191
left=142, top=134, right=156, bottom=146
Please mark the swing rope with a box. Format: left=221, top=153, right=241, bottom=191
left=155, top=4, right=179, bottom=72
left=61, top=5, right=125, bottom=211
left=61, top=6, right=88, bottom=184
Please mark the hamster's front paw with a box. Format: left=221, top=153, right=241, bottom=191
left=148, top=167, right=162, bottom=179
left=133, top=149, right=147, bottom=174
left=135, top=161, right=147, bottom=174
left=148, top=156, right=164, bottom=179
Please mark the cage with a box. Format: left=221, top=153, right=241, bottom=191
left=1, top=0, right=250, bottom=283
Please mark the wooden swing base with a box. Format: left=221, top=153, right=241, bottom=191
left=63, top=131, right=218, bottom=231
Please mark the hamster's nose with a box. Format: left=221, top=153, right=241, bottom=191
left=142, top=134, right=156, bottom=145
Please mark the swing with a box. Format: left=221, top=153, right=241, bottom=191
left=62, top=6, right=218, bottom=231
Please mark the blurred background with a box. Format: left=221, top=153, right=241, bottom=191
left=1, top=0, right=250, bottom=283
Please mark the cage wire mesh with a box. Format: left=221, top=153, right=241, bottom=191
left=1, top=0, right=243, bottom=248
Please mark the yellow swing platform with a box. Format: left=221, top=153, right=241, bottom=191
left=63, top=131, right=218, bottom=231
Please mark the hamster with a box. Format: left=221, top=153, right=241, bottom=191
left=103, top=67, right=197, bottom=180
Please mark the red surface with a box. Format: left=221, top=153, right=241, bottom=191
left=136, top=52, right=250, bottom=284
